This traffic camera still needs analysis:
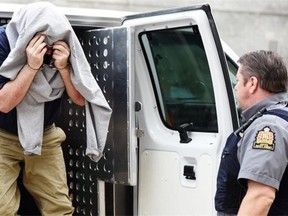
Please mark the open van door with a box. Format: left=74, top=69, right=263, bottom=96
left=120, top=5, right=239, bottom=215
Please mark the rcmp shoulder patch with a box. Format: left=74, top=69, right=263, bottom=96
left=253, top=126, right=275, bottom=151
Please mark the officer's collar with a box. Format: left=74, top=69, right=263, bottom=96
left=241, top=92, right=288, bottom=123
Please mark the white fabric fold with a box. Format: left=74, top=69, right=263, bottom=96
left=0, top=2, right=112, bottom=162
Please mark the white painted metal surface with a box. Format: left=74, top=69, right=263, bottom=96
left=0, top=3, right=134, bottom=27
left=123, top=7, right=237, bottom=215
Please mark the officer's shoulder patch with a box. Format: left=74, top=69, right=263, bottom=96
left=252, top=126, right=275, bottom=151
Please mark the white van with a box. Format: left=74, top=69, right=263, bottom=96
left=0, top=3, right=240, bottom=215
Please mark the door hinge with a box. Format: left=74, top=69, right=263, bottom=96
left=136, top=128, right=144, bottom=138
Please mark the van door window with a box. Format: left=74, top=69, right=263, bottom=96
left=140, top=26, right=217, bottom=132
left=226, top=55, right=242, bottom=123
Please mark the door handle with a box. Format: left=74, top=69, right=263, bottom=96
left=183, top=165, right=196, bottom=180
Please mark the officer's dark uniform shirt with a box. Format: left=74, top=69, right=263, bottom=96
left=0, top=25, right=61, bottom=134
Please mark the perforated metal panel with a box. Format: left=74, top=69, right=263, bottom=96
left=56, top=27, right=131, bottom=215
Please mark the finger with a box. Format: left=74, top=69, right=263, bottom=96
left=53, top=41, right=70, bottom=51
left=52, top=45, right=69, bottom=56
left=52, top=50, right=69, bottom=63
left=28, top=34, right=45, bottom=48
left=53, top=40, right=69, bottom=47
left=53, top=46, right=70, bottom=54
left=27, top=35, right=47, bottom=58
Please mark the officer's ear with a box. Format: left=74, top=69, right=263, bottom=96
left=248, top=76, right=258, bottom=94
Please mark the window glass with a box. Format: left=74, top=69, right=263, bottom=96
left=140, top=26, right=217, bottom=132
left=226, top=55, right=242, bottom=123
left=226, top=55, right=238, bottom=92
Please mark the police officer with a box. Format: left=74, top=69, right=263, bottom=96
left=215, top=50, right=288, bottom=215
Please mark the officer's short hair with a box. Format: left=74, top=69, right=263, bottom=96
left=238, top=50, right=288, bottom=93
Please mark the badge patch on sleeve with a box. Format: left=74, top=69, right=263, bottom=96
left=253, top=126, right=275, bottom=151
